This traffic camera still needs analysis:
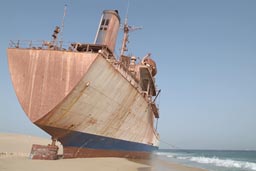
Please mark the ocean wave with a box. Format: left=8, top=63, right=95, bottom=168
left=177, top=156, right=190, bottom=160
left=155, top=152, right=169, bottom=156
left=188, top=156, right=256, bottom=170
left=155, top=152, right=175, bottom=158
left=167, top=154, right=174, bottom=158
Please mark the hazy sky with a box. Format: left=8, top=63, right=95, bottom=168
left=0, top=0, right=256, bottom=150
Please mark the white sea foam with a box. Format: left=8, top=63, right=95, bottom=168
left=177, top=156, right=190, bottom=160
left=187, top=156, right=256, bottom=170
left=155, top=152, right=168, bottom=156
left=155, top=152, right=176, bottom=158
left=167, top=154, right=174, bottom=158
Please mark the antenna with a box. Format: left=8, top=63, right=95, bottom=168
left=120, top=0, right=142, bottom=56
left=125, top=0, right=130, bottom=24
left=60, top=4, right=67, bottom=48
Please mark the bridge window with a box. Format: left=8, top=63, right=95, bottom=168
left=100, top=19, right=110, bottom=31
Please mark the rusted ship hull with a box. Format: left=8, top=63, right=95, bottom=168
left=42, top=126, right=157, bottom=158
left=8, top=48, right=159, bottom=158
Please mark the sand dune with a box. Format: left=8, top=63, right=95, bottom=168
left=0, top=133, right=61, bottom=157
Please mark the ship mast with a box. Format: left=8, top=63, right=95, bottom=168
left=120, top=18, right=129, bottom=56
left=120, top=2, right=142, bottom=57
left=120, top=0, right=130, bottom=56
left=120, top=19, right=142, bottom=56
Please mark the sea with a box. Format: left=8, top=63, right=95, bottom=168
left=155, top=149, right=256, bottom=171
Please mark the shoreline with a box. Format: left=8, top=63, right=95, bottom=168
left=0, top=133, right=207, bottom=171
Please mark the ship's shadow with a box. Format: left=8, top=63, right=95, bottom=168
left=128, top=154, right=157, bottom=171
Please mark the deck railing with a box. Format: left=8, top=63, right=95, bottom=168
left=8, top=40, right=114, bottom=56
left=9, top=40, right=72, bottom=50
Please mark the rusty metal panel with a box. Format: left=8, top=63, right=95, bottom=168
left=30, top=144, right=58, bottom=160
left=7, top=49, right=98, bottom=122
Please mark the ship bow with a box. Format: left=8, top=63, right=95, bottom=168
left=7, top=48, right=98, bottom=122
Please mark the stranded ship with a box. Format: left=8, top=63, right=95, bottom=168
left=7, top=10, right=160, bottom=159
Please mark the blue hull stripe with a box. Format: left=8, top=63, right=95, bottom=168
left=57, top=129, right=158, bottom=152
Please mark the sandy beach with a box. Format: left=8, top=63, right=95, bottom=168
left=0, top=133, right=207, bottom=171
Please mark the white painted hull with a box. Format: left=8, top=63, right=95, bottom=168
left=36, top=53, right=159, bottom=146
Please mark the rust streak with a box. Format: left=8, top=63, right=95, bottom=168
left=59, top=82, right=90, bottom=119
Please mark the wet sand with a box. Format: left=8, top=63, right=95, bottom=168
left=132, top=158, right=207, bottom=171
left=0, top=133, right=207, bottom=171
